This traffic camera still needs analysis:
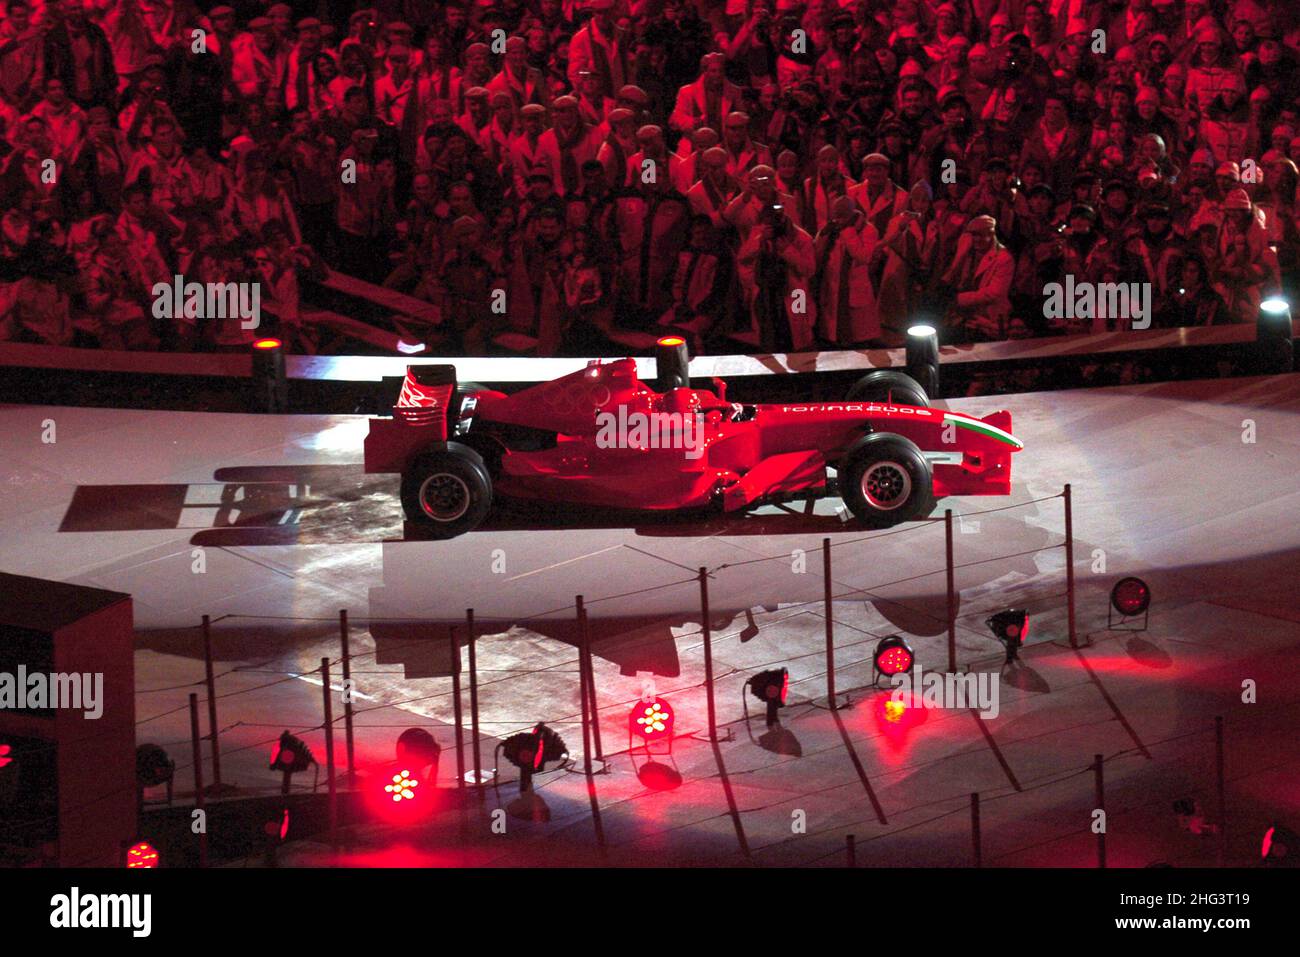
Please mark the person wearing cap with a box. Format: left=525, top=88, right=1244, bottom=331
left=735, top=192, right=817, bottom=352
left=670, top=52, right=743, bottom=138
left=850, top=152, right=906, bottom=240
left=720, top=110, right=771, bottom=181
left=539, top=95, right=602, bottom=196
left=686, top=146, right=737, bottom=228
left=567, top=0, right=628, bottom=98
left=453, top=85, right=489, bottom=139
left=596, top=106, right=638, bottom=186
left=814, top=12, right=859, bottom=96
left=507, top=102, right=560, bottom=196
left=489, top=35, right=551, bottom=114
left=605, top=141, right=692, bottom=322
left=801, top=144, right=854, bottom=234
left=812, top=193, right=880, bottom=346
left=282, top=18, right=323, bottom=113
left=1126, top=200, right=1181, bottom=296
left=941, top=214, right=1015, bottom=341
left=232, top=16, right=289, bottom=101
left=624, top=123, right=687, bottom=195
left=1215, top=186, right=1276, bottom=321
left=1098, top=179, right=1134, bottom=235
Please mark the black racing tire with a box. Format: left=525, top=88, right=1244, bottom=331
left=400, top=442, right=493, bottom=538
left=839, top=432, right=935, bottom=528
left=846, top=370, right=930, bottom=408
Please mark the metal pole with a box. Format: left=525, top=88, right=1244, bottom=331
left=846, top=833, right=856, bottom=867
left=971, top=792, right=982, bottom=867
left=201, top=615, right=222, bottom=789
left=576, top=596, right=593, bottom=775
left=1215, top=715, right=1226, bottom=866
left=945, top=510, right=957, bottom=672
left=450, top=627, right=464, bottom=788
left=1064, top=485, right=1078, bottom=649
left=580, top=600, right=604, bottom=761
left=188, top=693, right=207, bottom=867
left=1094, top=753, right=1106, bottom=869
left=339, top=610, right=355, bottom=787
left=467, top=609, right=482, bottom=788
left=823, top=538, right=836, bottom=708
left=321, top=658, right=337, bottom=847
left=699, top=568, right=717, bottom=741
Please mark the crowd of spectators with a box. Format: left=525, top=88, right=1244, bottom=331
left=0, top=0, right=1298, bottom=356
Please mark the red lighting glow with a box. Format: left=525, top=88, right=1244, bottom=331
left=126, top=842, right=159, bottom=869
left=252, top=338, right=282, bottom=350
left=883, top=700, right=906, bottom=723
left=1262, top=826, right=1275, bottom=859
left=385, top=769, right=420, bottom=803
left=631, top=699, right=675, bottom=741
left=0, top=743, right=11, bottom=768
left=657, top=336, right=685, bottom=347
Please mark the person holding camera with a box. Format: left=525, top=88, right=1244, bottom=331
left=813, top=194, right=878, bottom=347
left=737, top=200, right=814, bottom=352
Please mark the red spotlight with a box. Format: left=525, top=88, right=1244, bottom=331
left=0, top=743, right=11, bottom=768
left=126, top=841, right=159, bottom=869
left=657, top=335, right=685, bottom=347
left=987, top=609, right=1029, bottom=663
left=631, top=698, right=674, bottom=742
left=748, top=668, right=789, bottom=726
left=384, top=768, right=420, bottom=803
left=252, top=337, right=282, bottom=350
left=1109, top=577, right=1151, bottom=630
left=874, top=636, right=914, bottom=677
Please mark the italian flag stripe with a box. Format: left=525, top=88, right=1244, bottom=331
left=943, top=414, right=1023, bottom=449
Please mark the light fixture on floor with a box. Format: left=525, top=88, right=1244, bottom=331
left=986, top=609, right=1029, bottom=664
left=746, top=668, right=789, bottom=727
left=1109, top=577, right=1151, bottom=631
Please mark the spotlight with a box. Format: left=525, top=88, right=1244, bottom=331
left=125, top=841, right=159, bottom=869
left=1109, top=577, right=1151, bottom=630
left=874, top=636, right=914, bottom=678
left=748, top=668, right=789, bottom=727
left=136, top=744, right=174, bottom=788
left=630, top=697, right=674, bottom=744
left=1262, top=823, right=1300, bottom=866
left=269, top=731, right=317, bottom=793
left=905, top=324, right=940, bottom=396
left=655, top=335, right=691, bottom=392
left=501, top=724, right=568, bottom=793
left=250, top=337, right=288, bottom=413
left=384, top=768, right=421, bottom=803
left=1256, top=298, right=1294, bottom=373
left=395, top=728, right=441, bottom=780
left=986, top=609, right=1029, bottom=663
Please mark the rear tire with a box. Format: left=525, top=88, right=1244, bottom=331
left=400, top=442, right=493, bottom=538
left=847, top=370, right=929, bottom=408
left=839, top=433, right=934, bottom=528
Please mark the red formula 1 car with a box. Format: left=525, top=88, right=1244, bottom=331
left=364, top=348, right=1023, bottom=538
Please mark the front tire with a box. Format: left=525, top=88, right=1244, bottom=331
left=847, top=370, right=929, bottom=408
left=400, top=442, right=493, bottom=538
left=839, top=433, right=934, bottom=528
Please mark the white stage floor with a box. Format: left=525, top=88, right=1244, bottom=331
left=2, top=374, right=1299, bottom=866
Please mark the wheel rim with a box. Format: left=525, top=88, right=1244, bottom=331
left=418, top=472, right=471, bottom=522
left=861, top=461, right=912, bottom=510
